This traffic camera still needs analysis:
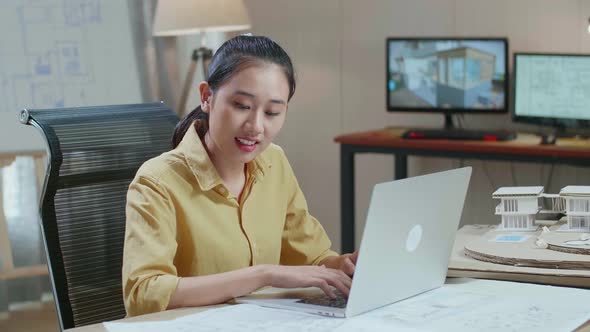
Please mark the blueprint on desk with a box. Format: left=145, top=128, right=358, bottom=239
left=0, top=0, right=142, bottom=153
left=104, top=278, right=590, bottom=332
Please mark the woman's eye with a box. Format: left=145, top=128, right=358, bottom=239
left=265, top=111, right=280, bottom=116
left=234, top=102, right=250, bottom=110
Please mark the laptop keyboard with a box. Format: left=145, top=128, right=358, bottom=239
left=296, top=290, right=348, bottom=308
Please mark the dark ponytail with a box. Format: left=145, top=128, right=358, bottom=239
left=171, top=35, right=296, bottom=149
left=171, top=105, right=209, bottom=147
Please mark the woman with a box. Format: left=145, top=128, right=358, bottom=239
left=123, top=35, right=357, bottom=317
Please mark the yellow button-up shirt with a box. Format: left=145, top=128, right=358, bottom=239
left=122, top=126, right=337, bottom=316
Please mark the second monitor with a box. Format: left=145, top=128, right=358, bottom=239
left=513, top=53, right=590, bottom=144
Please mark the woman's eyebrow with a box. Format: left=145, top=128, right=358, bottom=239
left=235, top=90, right=256, bottom=99
left=270, top=98, right=287, bottom=105
left=235, top=90, right=286, bottom=105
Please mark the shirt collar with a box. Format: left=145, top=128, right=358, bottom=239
left=177, top=124, right=271, bottom=191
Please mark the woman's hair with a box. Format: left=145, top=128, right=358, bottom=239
left=171, top=35, right=296, bottom=148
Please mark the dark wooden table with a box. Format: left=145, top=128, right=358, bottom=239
left=334, top=128, right=590, bottom=253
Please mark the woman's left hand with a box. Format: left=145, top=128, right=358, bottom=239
left=320, top=251, right=358, bottom=277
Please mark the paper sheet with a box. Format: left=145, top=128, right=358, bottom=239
left=104, top=278, right=590, bottom=332
left=341, top=278, right=590, bottom=332
left=104, top=305, right=347, bottom=332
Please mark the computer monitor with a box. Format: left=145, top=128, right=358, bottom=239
left=387, top=37, right=509, bottom=129
left=513, top=53, right=590, bottom=136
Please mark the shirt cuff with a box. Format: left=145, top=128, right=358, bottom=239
left=129, top=274, right=181, bottom=317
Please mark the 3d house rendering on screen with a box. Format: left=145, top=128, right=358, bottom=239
left=388, top=39, right=507, bottom=109
left=493, top=186, right=590, bottom=232
left=394, top=46, right=499, bottom=107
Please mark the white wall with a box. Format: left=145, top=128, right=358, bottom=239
left=245, top=0, right=590, bottom=252
left=246, top=0, right=343, bottom=244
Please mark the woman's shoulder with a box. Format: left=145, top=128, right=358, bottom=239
left=260, top=143, right=288, bottom=163
left=264, top=142, right=285, bottom=153
left=134, top=149, right=187, bottom=184
left=258, top=143, right=297, bottom=177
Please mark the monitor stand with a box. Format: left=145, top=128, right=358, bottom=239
left=402, top=114, right=517, bottom=141
left=540, top=132, right=558, bottom=145
left=538, top=127, right=584, bottom=145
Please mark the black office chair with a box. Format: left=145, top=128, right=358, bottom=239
left=19, top=102, right=179, bottom=330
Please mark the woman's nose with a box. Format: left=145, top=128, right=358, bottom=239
left=247, top=111, right=264, bottom=134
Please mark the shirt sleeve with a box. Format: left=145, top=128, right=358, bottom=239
left=122, top=173, right=180, bottom=317
left=279, top=152, right=339, bottom=266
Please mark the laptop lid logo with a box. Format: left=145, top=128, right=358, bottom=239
left=405, top=224, right=423, bottom=252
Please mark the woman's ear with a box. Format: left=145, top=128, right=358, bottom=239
left=199, top=81, right=212, bottom=112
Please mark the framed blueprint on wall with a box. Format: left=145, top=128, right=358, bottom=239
left=0, top=0, right=142, bottom=153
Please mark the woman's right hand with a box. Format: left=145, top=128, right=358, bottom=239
left=263, top=265, right=352, bottom=298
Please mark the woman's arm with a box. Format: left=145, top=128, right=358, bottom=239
left=168, top=264, right=352, bottom=308
left=124, top=174, right=180, bottom=316
left=167, top=265, right=267, bottom=309
left=275, top=147, right=359, bottom=277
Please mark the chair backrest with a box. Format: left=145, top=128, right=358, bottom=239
left=19, top=102, right=179, bottom=330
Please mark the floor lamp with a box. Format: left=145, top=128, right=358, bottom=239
left=152, top=0, right=251, bottom=115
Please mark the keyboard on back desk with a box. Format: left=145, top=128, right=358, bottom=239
left=402, top=128, right=517, bottom=141
left=296, top=291, right=348, bottom=308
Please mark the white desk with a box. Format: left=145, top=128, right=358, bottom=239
left=67, top=225, right=590, bottom=332
left=67, top=282, right=590, bottom=332
left=67, top=305, right=221, bottom=332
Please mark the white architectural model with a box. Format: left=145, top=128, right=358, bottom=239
left=493, top=186, right=543, bottom=231
left=493, top=185, right=590, bottom=232
left=560, top=186, right=590, bottom=232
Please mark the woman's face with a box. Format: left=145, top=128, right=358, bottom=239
left=201, top=63, right=290, bottom=166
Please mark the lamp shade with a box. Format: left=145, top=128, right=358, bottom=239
left=153, top=0, right=251, bottom=36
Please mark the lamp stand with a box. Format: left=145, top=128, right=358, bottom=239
left=178, top=47, right=213, bottom=115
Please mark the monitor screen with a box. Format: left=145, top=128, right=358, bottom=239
left=387, top=38, right=508, bottom=113
left=513, top=53, right=590, bottom=128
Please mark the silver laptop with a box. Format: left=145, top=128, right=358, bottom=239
left=237, top=167, right=472, bottom=318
